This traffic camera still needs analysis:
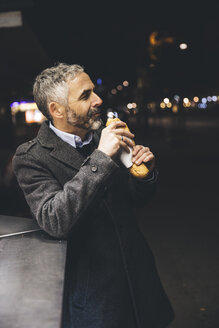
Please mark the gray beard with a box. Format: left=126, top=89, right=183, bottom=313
left=66, top=106, right=102, bottom=131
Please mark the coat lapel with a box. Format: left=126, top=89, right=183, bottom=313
left=37, top=121, right=85, bottom=171
left=49, top=144, right=84, bottom=171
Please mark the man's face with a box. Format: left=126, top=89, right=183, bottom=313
left=65, top=72, right=103, bottom=131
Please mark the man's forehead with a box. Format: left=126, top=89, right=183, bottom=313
left=68, top=72, right=94, bottom=90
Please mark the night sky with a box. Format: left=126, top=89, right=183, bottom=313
left=20, top=2, right=219, bottom=97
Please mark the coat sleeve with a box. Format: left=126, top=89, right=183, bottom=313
left=127, top=168, right=159, bottom=207
left=12, top=149, right=119, bottom=239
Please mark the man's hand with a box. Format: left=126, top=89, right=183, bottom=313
left=132, top=145, right=155, bottom=171
left=98, top=121, right=134, bottom=158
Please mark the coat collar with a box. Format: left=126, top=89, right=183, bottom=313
left=37, top=120, right=100, bottom=171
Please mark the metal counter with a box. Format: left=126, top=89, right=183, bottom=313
left=0, top=215, right=67, bottom=328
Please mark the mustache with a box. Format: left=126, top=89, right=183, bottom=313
left=88, top=107, right=102, bottom=116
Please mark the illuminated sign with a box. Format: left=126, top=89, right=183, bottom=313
left=10, top=101, right=46, bottom=124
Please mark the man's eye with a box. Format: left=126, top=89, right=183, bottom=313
left=82, top=92, right=91, bottom=100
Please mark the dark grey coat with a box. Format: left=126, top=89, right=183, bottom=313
left=12, top=121, right=174, bottom=328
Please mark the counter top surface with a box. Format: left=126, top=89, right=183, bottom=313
left=0, top=215, right=41, bottom=238
left=0, top=216, right=67, bottom=328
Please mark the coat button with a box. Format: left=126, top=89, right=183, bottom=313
left=91, top=165, right=98, bottom=172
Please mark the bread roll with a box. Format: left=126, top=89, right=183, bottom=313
left=106, top=117, right=149, bottom=178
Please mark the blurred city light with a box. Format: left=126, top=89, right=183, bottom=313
left=25, top=110, right=35, bottom=123
left=11, top=101, right=20, bottom=107
left=174, top=95, right=180, bottom=102
left=198, top=103, right=207, bottom=109
left=157, top=92, right=219, bottom=112
left=10, top=101, right=38, bottom=113
left=179, top=43, right=188, bottom=50
left=10, top=101, right=46, bottom=124
left=172, top=105, right=178, bottom=113
left=0, top=11, right=22, bottom=27
left=164, top=98, right=169, bottom=104
left=123, top=81, right=129, bottom=87
left=25, top=109, right=45, bottom=124
left=111, top=89, right=117, bottom=94
left=97, top=78, right=102, bottom=85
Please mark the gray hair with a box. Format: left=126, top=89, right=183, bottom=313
left=33, top=62, right=84, bottom=120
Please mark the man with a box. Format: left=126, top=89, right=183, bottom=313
left=12, top=63, right=174, bottom=328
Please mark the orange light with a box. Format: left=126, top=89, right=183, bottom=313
left=25, top=110, right=35, bottom=123
left=172, top=105, right=178, bottom=113
left=123, top=81, right=129, bottom=87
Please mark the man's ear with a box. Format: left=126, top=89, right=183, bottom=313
left=48, top=102, right=65, bottom=119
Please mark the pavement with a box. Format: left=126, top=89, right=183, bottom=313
left=135, top=114, right=219, bottom=328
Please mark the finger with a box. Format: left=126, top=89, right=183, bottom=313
left=132, top=148, right=146, bottom=162
left=120, top=136, right=134, bottom=148
left=134, top=153, right=154, bottom=165
left=133, top=150, right=154, bottom=164
left=133, top=146, right=150, bottom=155
left=134, top=154, right=145, bottom=165
left=142, top=153, right=155, bottom=163
left=120, top=140, right=131, bottom=153
left=132, top=147, right=148, bottom=162
left=114, top=128, right=135, bottom=139
left=132, top=145, right=143, bottom=156
left=107, top=121, right=126, bottom=130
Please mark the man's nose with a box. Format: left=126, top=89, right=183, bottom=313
left=92, top=92, right=103, bottom=107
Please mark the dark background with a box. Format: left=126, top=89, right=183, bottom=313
left=0, top=1, right=219, bottom=327
left=2, top=1, right=219, bottom=97
left=22, top=2, right=219, bottom=96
